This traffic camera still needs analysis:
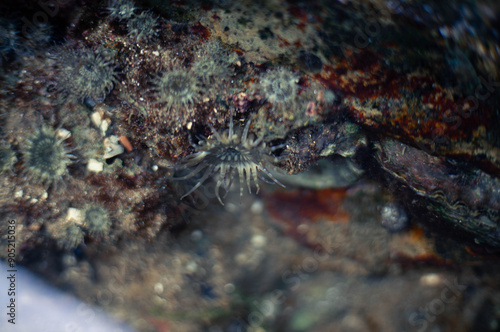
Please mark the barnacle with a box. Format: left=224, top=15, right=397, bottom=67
left=175, top=115, right=284, bottom=205
left=22, top=126, right=73, bottom=186
left=127, top=11, right=158, bottom=42
left=84, top=204, right=112, bottom=236
left=59, top=47, right=118, bottom=102
left=255, top=67, right=300, bottom=113
left=106, top=0, right=136, bottom=20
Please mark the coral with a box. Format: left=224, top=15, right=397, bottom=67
left=59, top=47, right=118, bottom=102
left=127, top=11, right=158, bottom=42
left=254, top=67, right=300, bottom=114
left=106, top=0, right=136, bottom=21
left=22, top=126, right=73, bottom=186
left=84, top=204, right=111, bottom=236
left=174, top=113, right=284, bottom=205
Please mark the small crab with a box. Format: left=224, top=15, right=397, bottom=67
left=174, top=113, right=285, bottom=204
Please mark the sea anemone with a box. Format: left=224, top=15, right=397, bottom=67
left=151, top=67, right=201, bottom=128
left=48, top=221, right=84, bottom=250
left=106, top=0, right=136, bottom=21
left=0, top=143, right=16, bottom=174
left=254, top=67, right=300, bottom=114
left=192, top=55, right=227, bottom=84
left=22, top=126, right=73, bottom=187
left=0, top=20, right=19, bottom=65
left=127, top=11, right=158, bottom=42
left=59, top=47, right=118, bottom=103
left=174, top=114, right=284, bottom=204
left=23, top=23, right=52, bottom=50
left=83, top=204, right=111, bottom=236
left=153, top=67, right=201, bottom=110
left=192, top=40, right=233, bottom=83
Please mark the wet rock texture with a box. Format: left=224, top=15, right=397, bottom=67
left=0, top=0, right=499, bottom=331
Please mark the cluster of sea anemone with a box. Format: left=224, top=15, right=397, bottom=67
left=47, top=203, right=113, bottom=249
left=107, top=0, right=158, bottom=42
left=127, top=11, right=158, bottom=42
left=0, top=19, right=19, bottom=65
left=106, top=0, right=137, bottom=21
left=192, top=40, right=234, bottom=84
left=0, top=18, right=53, bottom=66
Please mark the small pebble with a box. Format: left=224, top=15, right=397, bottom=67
left=100, top=118, right=111, bottom=136
left=420, top=273, right=442, bottom=286
left=66, top=208, right=85, bottom=225
left=191, top=230, right=203, bottom=242
left=103, top=135, right=125, bottom=159
left=380, top=202, right=409, bottom=232
left=223, top=283, right=235, bottom=293
left=154, top=283, right=164, bottom=294
left=91, top=111, right=102, bottom=128
left=251, top=234, right=267, bottom=248
left=250, top=200, right=264, bottom=214
left=56, top=128, right=71, bottom=140
left=87, top=159, right=104, bottom=173
left=185, top=261, right=198, bottom=273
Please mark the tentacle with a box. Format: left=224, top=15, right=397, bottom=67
left=245, top=165, right=252, bottom=194
left=208, top=123, right=223, bottom=143
left=180, top=165, right=214, bottom=200
left=215, top=163, right=229, bottom=205
left=251, top=165, right=260, bottom=194
left=229, top=113, right=234, bottom=140
left=241, top=119, right=251, bottom=145
left=237, top=165, right=245, bottom=198
left=252, top=133, right=264, bottom=147
left=269, top=143, right=286, bottom=151
left=258, top=165, right=286, bottom=188
left=173, top=160, right=207, bottom=179
left=175, top=152, right=209, bottom=170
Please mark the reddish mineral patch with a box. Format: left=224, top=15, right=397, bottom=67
left=189, top=22, right=210, bottom=41
left=266, top=188, right=350, bottom=249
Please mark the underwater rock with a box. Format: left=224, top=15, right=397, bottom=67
left=297, top=52, right=323, bottom=73
left=274, top=156, right=363, bottom=189
left=282, top=121, right=367, bottom=174
left=376, top=138, right=500, bottom=248
left=380, top=201, right=409, bottom=233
